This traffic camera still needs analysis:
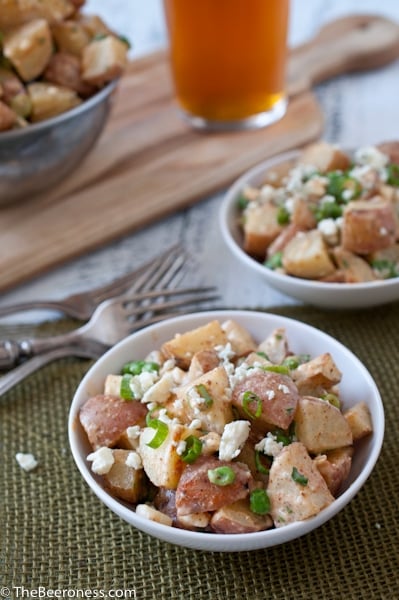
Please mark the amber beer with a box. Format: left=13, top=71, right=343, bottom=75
left=163, top=0, right=290, bottom=129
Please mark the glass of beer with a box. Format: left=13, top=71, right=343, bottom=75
left=163, top=0, right=290, bottom=130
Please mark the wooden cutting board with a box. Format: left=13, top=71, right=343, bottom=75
left=1, top=14, right=399, bottom=292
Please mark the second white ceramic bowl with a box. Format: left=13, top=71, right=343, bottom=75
left=219, top=150, right=399, bottom=309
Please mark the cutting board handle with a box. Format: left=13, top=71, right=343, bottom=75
left=288, top=14, right=399, bottom=95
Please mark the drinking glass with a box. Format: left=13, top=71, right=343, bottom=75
left=163, top=0, right=290, bottom=131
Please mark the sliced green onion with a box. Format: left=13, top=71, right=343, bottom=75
left=255, top=450, right=270, bottom=475
left=291, top=466, right=308, bottom=486
left=263, top=365, right=290, bottom=375
left=120, top=374, right=134, bottom=400
left=256, top=351, right=269, bottom=360
left=314, top=200, right=343, bottom=222
left=277, top=205, right=290, bottom=225
left=195, top=384, right=213, bottom=408
left=146, top=419, right=169, bottom=449
left=321, top=392, right=341, bottom=409
left=145, top=404, right=160, bottom=426
left=272, top=428, right=293, bottom=446
left=371, top=259, right=398, bottom=279
left=264, top=252, right=283, bottom=270
left=181, top=436, right=202, bottom=463
left=282, top=354, right=310, bottom=370
left=250, top=488, right=271, bottom=515
left=122, top=360, right=159, bottom=375
left=237, top=195, right=249, bottom=210
left=387, top=163, right=399, bottom=186
left=118, top=34, right=132, bottom=49
left=208, top=466, right=236, bottom=486
left=242, top=391, right=262, bottom=419
left=326, top=171, right=362, bottom=202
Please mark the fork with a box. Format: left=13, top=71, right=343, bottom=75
left=0, top=244, right=184, bottom=320
left=0, top=286, right=218, bottom=396
left=0, top=286, right=219, bottom=371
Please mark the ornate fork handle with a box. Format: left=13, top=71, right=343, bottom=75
left=0, top=342, right=105, bottom=397
left=0, top=329, right=91, bottom=370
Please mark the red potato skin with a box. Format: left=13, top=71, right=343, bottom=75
left=175, top=456, right=252, bottom=516
left=79, top=394, right=147, bottom=449
left=232, top=371, right=299, bottom=431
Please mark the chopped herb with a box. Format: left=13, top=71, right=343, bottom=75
left=387, top=163, right=399, bottom=187
left=195, top=383, right=213, bottom=408
left=314, top=200, right=342, bottom=222
left=120, top=374, right=134, bottom=400
left=242, top=390, right=262, bottom=419
left=250, top=489, right=271, bottom=515
left=256, top=351, right=269, bottom=360
left=146, top=419, right=169, bottom=449
left=255, top=450, right=270, bottom=475
left=263, top=364, right=290, bottom=375
left=326, top=171, right=362, bottom=202
left=181, top=436, right=202, bottom=463
left=283, top=354, right=311, bottom=370
left=371, top=259, right=398, bottom=279
left=277, top=205, right=290, bottom=225
left=272, top=428, right=293, bottom=446
left=291, top=466, right=308, bottom=486
left=207, top=466, right=235, bottom=486
left=92, top=33, right=108, bottom=42
left=119, top=34, right=132, bottom=49
left=122, top=360, right=159, bottom=375
left=264, top=252, right=283, bottom=270
left=321, top=392, right=341, bottom=409
left=237, top=195, right=249, bottom=210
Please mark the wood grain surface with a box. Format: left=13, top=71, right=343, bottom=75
left=1, top=14, right=399, bottom=292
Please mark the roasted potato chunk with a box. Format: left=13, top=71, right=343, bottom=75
left=267, top=442, right=334, bottom=526
left=3, top=18, right=53, bottom=82
left=342, top=198, right=397, bottom=255
left=103, top=449, right=148, bottom=503
left=282, top=230, right=336, bottom=279
left=344, top=402, right=373, bottom=441
left=27, top=81, right=81, bottom=121
left=243, top=201, right=283, bottom=257
left=210, top=499, right=273, bottom=534
left=295, top=396, right=353, bottom=454
left=161, top=320, right=227, bottom=369
left=299, top=142, right=351, bottom=173
left=79, top=394, right=147, bottom=450
left=81, top=35, right=128, bottom=87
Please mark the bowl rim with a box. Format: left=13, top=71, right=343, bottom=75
left=0, top=78, right=118, bottom=140
left=68, top=309, right=384, bottom=552
left=219, top=148, right=399, bottom=295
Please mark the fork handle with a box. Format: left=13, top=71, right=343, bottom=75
left=0, top=332, right=79, bottom=369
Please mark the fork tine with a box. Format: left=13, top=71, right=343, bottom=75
left=123, top=288, right=220, bottom=319
left=121, top=286, right=218, bottom=304
left=93, top=244, right=184, bottom=302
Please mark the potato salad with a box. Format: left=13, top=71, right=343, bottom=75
left=79, top=319, right=373, bottom=534
left=239, top=141, right=399, bottom=283
left=0, top=0, right=129, bottom=130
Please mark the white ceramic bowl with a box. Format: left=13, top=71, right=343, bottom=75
left=220, top=150, right=399, bottom=309
left=69, top=310, right=384, bottom=552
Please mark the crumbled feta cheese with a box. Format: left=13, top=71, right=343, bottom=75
left=354, top=146, right=388, bottom=170
left=129, top=370, right=159, bottom=401
left=142, top=371, right=174, bottom=405
left=278, top=383, right=290, bottom=394
left=255, top=432, right=284, bottom=457
left=219, top=420, right=250, bottom=461
left=186, top=386, right=207, bottom=414
left=125, top=451, right=143, bottom=469
left=188, top=418, right=202, bottom=430
left=317, top=218, right=340, bottom=245
left=259, top=184, right=276, bottom=202
left=349, top=164, right=376, bottom=189
left=215, top=342, right=236, bottom=362
left=87, top=447, right=114, bottom=475
left=126, top=425, right=141, bottom=441
left=161, top=358, right=176, bottom=372
left=15, top=452, right=38, bottom=472
left=176, top=440, right=187, bottom=456
left=266, top=389, right=276, bottom=401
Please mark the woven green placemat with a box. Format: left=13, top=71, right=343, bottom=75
left=1, top=305, right=398, bottom=600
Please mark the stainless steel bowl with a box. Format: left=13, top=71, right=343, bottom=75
left=0, top=80, right=118, bottom=206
